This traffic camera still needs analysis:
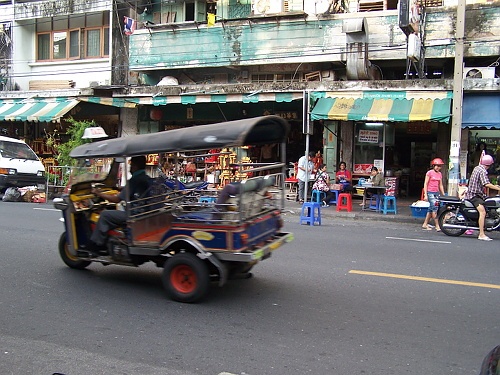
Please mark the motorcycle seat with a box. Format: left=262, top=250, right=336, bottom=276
left=440, top=196, right=460, bottom=203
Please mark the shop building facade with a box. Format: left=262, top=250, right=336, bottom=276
left=0, top=0, right=498, bottom=196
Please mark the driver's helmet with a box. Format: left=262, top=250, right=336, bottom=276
left=480, top=154, right=494, bottom=166
left=431, top=158, right=445, bottom=166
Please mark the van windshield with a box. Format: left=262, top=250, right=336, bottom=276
left=0, top=141, right=39, bottom=161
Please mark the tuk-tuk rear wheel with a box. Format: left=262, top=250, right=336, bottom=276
left=162, top=253, right=209, bottom=303
left=59, top=232, right=91, bottom=270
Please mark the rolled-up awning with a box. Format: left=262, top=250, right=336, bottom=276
left=462, top=94, right=500, bottom=129
left=310, top=91, right=453, bottom=123
left=80, top=92, right=303, bottom=107
left=0, top=98, right=79, bottom=122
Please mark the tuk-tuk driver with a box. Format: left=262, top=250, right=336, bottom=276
left=88, top=155, right=151, bottom=252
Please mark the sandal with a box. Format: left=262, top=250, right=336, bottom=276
left=421, top=226, right=432, bottom=230
left=478, top=236, right=493, bottom=241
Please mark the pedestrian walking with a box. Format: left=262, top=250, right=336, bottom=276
left=422, top=158, right=446, bottom=231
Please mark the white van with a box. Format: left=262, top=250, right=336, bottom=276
left=0, top=136, right=46, bottom=192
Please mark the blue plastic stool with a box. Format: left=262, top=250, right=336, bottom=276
left=381, top=195, right=397, bottom=215
left=311, top=190, right=325, bottom=203
left=299, top=202, right=321, bottom=226
left=329, top=190, right=339, bottom=205
left=199, top=196, right=217, bottom=203
left=368, top=194, right=382, bottom=211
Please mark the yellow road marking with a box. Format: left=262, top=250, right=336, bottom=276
left=349, top=270, right=500, bottom=290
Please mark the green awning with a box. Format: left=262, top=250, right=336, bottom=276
left=310, top=91, right=453, bottom=123
left=0, top=98, right=79, bottom=122
left=81, top=92, right=303, bottom=107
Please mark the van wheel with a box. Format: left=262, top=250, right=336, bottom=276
left=162, top=253, right=209, bottom=303
left=59, top=232, right=91, bottom=269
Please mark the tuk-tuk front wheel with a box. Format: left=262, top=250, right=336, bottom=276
left=162, top=253, right=209, bottom=303
left=59, top=232, right=91, bottom=270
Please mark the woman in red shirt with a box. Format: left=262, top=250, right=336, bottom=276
left=335, top=161, right=352, bottom=192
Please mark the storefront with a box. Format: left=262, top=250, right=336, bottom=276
left=310, top=90, right=453, bottom=197
left=91, top=92, right=324, bottom=170
left=0, top=97, right=121, bottom=169
left=462, top=93, right=500, bottom=178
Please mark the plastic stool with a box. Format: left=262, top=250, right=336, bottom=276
left=311, top=190, right=325, bottom=203
left=299, top=202, right=321, bottom=226
left=368, top=194, right=382, bottom=211
left=337, top=193, right=352, bottom=212
left=381, top=195, right=397, bottom=215
left=199, top=196, right=217, bottom=203
left=329, top=190, right=339, bottom=205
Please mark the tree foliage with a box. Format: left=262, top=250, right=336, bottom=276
left=55, top=118, right=95, bottom=166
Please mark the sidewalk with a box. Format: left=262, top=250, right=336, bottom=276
left=284, top=196, right=423, bottom=224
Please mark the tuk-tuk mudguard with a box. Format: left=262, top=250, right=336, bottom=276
left=130, top=235, right=229, bottom=287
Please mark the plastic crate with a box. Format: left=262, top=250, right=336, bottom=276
left=410, top=205, right=429, bottom=218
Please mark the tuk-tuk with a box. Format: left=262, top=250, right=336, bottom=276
left=54, top=116, right=294, bottom=303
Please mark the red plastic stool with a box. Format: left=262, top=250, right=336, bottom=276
left=337, top=193, right=352, bottom=212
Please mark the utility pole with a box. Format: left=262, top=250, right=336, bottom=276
left=447, top=0, right=466, bottom=197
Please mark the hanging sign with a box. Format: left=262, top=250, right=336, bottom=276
left=358, top=129, right=379, bottom=143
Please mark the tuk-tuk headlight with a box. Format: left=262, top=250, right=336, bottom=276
left=37, top=170, right=45, bottom=177
left=0, top=167, right=16, bottom=175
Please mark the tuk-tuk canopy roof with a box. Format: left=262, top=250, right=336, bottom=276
left=70, top=116, right=290, bottom=159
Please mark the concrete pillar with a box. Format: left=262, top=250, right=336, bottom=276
left=120, top=107, right=139, bottom=137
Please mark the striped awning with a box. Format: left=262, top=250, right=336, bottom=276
left=80, top=92, right=303, bottom=107
left=310, top=91, right=453, bottom=123
left=0, top=98, right=79, bottom=122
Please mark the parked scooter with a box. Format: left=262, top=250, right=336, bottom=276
left=157, top=167, right=209, bottom=191
left=438, top=195, right=500, bottom=236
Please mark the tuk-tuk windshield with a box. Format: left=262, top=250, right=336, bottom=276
left=67, top=158, right=116, bottom=185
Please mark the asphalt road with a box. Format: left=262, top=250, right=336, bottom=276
left=0, top=202, right=498, bottom=375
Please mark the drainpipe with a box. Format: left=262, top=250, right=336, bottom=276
left=447, top=0, right=465, bottom=197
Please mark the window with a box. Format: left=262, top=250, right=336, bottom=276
left=36, top=27, right=108, bottom=61
left=37, top=33, right=50, bottom=61
left=69, top=30, right=80, bottom=58
left=36, top=12, right=109, bottom=61
left=53, top=31, right=67, bottom=60
left=86, top=28, right=101, bottom=57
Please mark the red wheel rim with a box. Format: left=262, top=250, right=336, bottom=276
left=170, top=264, right=197, bottom=294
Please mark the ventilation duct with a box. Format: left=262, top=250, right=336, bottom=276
left=343, top=18, right=380, bottom=80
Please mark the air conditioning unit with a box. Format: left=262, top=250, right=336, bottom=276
left=407, top=33, right=421, bottom=61
left=463, top=67, right=496, bottom=79
left=253, top=0, right=283, bottom=15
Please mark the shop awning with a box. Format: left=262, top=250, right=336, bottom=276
left=0, top=98, right=79, bottom=122
left=310, top=91, right=453, bottom=123
left=80, top=92, right=303, bottom=107
left=462, top=94, right=500, bottom=129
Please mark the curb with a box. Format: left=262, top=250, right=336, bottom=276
left=284, top=201, right=423, bottom=225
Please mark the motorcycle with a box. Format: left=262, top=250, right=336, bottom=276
left=156, top=167, right=209, bottom=191
left=437, top=195, right=500, bottom=236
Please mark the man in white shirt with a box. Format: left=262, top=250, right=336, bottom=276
left=297, top=152, right=315, bottom=203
